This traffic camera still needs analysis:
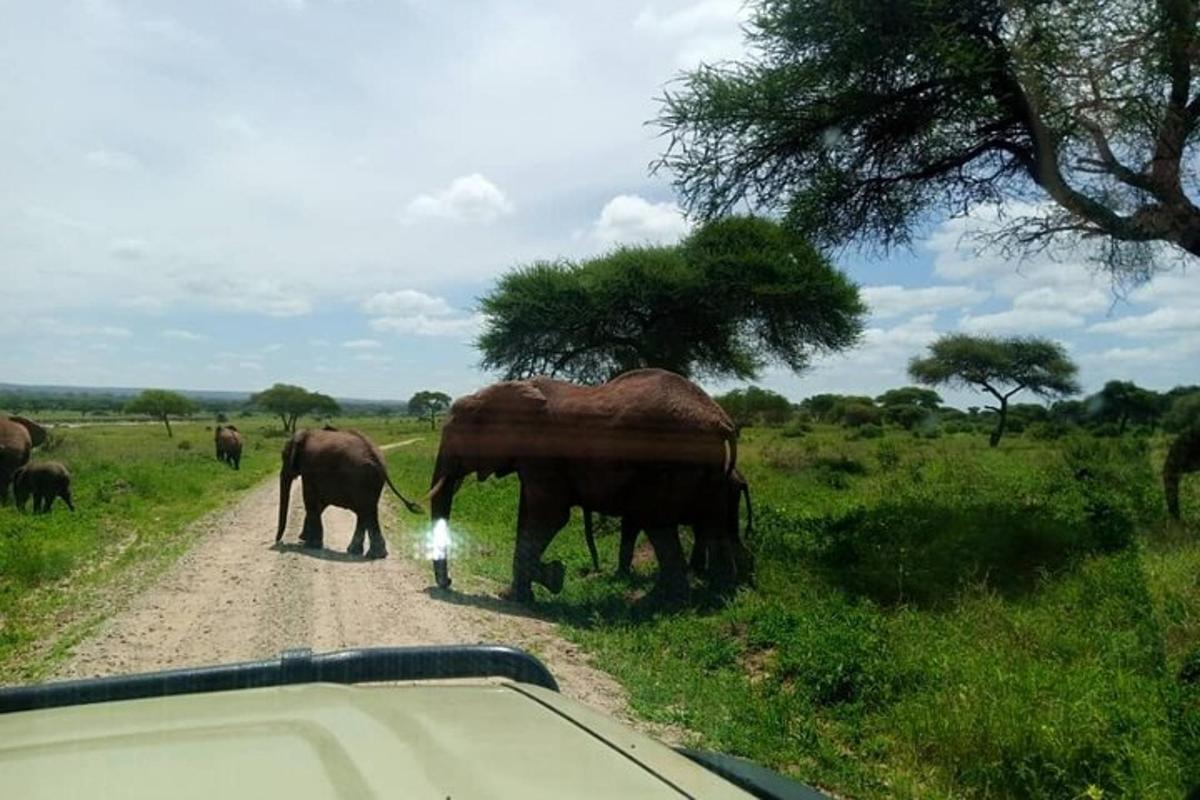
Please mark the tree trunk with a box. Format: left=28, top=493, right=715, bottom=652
left=1119, top=412, right=1128, bottom=435
left=163, top=415, right=173, bottom=438
left=989, top=398, right=1008, bottom=447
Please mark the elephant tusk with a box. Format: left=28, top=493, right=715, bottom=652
left=723, top=440, right=731, bottom=475
left=422, top=476, right=447, bottom=505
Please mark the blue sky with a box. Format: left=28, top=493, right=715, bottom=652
left=2, top=0, right=1198, bottom=408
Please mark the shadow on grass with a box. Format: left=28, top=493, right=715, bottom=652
left=270, top=541, right=373, bottom=564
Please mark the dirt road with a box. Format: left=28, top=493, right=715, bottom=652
left=51, top=457, right=653, bottom=730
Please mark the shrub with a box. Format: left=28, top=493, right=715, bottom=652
left=875, top=441, right=902, bottom=471
left=849, top=424, right=884, bottom=440
left=176, top=440, right=192, bottom=451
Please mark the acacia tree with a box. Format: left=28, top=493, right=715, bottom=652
left=1090, top=380, right=1162, bottom=433
left=477, top=216, right=865, bottom=383
left=250, top=384, right=340, bottom=433
left=126, top=389, right=196, bottom=438
left=656, top=0, right=1200, bottom=278
left=408, top=390, right=452, bottom=430
left=909, top=335, right=1079, bottom=446
left=715, top=386, right=794, bottom=427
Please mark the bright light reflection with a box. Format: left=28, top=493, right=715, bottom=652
left=427, top=519, right=453, bottom=560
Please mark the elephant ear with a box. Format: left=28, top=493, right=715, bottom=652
left=9, top=416, right=47, bottom=448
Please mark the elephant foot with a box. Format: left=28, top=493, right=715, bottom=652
left=499, top=584, right=535, bottom=604
left=537, top=560, right=565, bottom=595
left=365, top=547, right=388, bottom=560
left=303, top=537, right=324, bottom=550
left=346, top=541, right=364, bottom=556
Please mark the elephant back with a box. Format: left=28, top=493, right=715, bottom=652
left=0, top=415, right=48, bottom=450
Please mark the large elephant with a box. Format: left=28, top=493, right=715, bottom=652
left=426, top=368, right=741, bottom=603
left=214, top=425, right=243, bottom=470
left=1165, top=426, right=1200, bottom=519
left=583, top=467, right=754, bottom=583
left=0, top=415, right=47, bottom=506
left=276, top=426, right=422, bottom=559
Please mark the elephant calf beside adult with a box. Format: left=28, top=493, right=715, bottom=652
left=214, top=425, right=243, bottom=470
left=0, top=414, right=47, bottom=506
left=13, top=461, right=74, bottom=513
left=425, top=368, right=745, bottom=603
left=276, top=426, right=422, bottom=559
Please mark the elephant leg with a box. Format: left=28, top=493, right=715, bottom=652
left=698, top=518, right=737, bottom=596
left=0, top=474, right=9, bottom=506
left=505, top=483, right=568, bottom=603
left=688, top=526, right=709, bottom=575
left=583, top=510, right=600, bottom=572
left=617, top=517, right=638, bottom=575
left=364, top=510, right=388, bottom=560
left=62, top=489, right=75, bottom=512
left=347, top=516, right=367, bottom=556
left=299, top=480, right=325, bottom=548
left=645, top=525, right=690, bottom=602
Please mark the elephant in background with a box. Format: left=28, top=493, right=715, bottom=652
left=276, top=426, right=422, bottom=559
left=584, top=467, right=754, bottom=583
left=426, top=368, right=742, bottom=603
left=215, top=425, right=243, bottom=470
left=1165, top=426, right=1200, bottom=519
left=0, top=415, right=47, bottom=506
left=13, top=461, right=74, bottom=513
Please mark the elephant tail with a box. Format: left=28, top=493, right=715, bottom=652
left=384, top=471, right=423, bottom=515
left=583, top=509, right=600, bottom=572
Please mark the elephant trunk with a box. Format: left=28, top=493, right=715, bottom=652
left=277, top=470, right=295, bottom=541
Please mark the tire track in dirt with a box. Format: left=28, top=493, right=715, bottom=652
left=49, top=443, right=676, bottom=739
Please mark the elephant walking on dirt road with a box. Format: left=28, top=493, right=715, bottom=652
left=425, top=368, right=743, bottom=603
left=215, top=425, right=243, bottom=470
left=276, top=427, right=422, bottom=559
left=0, top=415, right=47, bottom=506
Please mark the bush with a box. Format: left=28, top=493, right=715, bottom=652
left=849, top=424, right=884, bottom=440
left=840, top=403, right=881, bottom=428
left=875, top=441, right=902, bottom=471
left=176, top=440, right=192, bottom=451
left=1027, top=420, right=1072, bottom=440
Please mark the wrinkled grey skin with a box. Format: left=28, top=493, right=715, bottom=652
left=13, top=461, right=74, bottom=513
left=0, top=415, right=46, bottom=506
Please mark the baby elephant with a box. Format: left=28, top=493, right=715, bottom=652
left=13, top=461, right=75, bottom=513
left=215, top=425, right=243, bottom=470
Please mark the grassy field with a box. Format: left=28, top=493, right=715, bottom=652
left=377, top=426, right=1200, bottom=800
left=0, top=415, right=427, bottom=680
left=3, top=415, right=1199, bottom=798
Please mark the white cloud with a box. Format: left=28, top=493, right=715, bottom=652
left=959, top=308, right=1085, bottom=334
left=1011, top=286, right=1111, bottom=314
left=162, top=328, right=208, bottom=341
left=362, top=290, right=455, bottom=318
left=179, top=278, right=312, bottom=317
left=109, top=238, right=149, bottom=260
left=635, top=0, right=748, bottom=65
left=860, top=285, right=987, bottom=319
left=590, top=194, right=689, bottom=245
left=369, top=313, right=484, bottom=338
left=85, top=148, right=140, bottom=170
left=32, top=318, right=132, bottom=339
left=401, top=174, right=513, bottom=224
left=1088, top=307, right=1200, bottom=337
left=342, top=338, right=382, bottom=349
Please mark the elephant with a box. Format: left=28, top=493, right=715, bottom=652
left=583, top=467, right=754, bottom=582
left=214, top=425, right=243, bottom=470
left=276, top=426, right=422, bottom=559
left=1165, top=426, right=1200, bottom=519
left=426, top=368, right=741, bottom=603
left=13, top=461, right=74, bottom=513
left=0, top=415, right=47, bottom=506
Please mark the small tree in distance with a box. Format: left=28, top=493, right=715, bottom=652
left=251, top=384, right=340, bottom=433
left=126, top=389, right=196, bottom=438
left=909, top=335, right=1079, bottom=447
left=408, top=391, right=452, bottom=430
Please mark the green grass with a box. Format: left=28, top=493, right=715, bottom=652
left=379, top=425, right=1200, bottom=799
left=0, top=415, right=428, bottom=680
left=5, top=415, right=1199, bottom=798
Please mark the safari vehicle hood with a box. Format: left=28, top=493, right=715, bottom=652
left=0, top=646, right=827, bottom=800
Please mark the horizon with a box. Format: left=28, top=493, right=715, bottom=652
left=2, top=1, right=1197, bottom=408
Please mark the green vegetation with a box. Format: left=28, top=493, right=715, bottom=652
left=249, top=384, right=341, bottom=433
left=124, top=389, right=197, bottom=438
left=477, top=216, right=865, bottom=382
left=408, top=390, right=452, bottom=430
left=376, top=425, right=1200, bottom=800
left=654, top=0, right=1200, bottom=273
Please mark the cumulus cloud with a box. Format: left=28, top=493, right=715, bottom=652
left=590, top=194, right=690, bottom=245
left=369, top=313, right=484, bottom=338
left=860, top=285, right=987, bottom=319
left=362, top=290, right=455, bottom=318
left=342, top=338, right=382, bottom=349
left=363, top=288, right=481, bottom=339
left=959, top=308, right=1085, bottom=334
left=162, top=328, right=208, bottom=341
left=401, top=174, right=513, bottom=224
left=1088, top=307, right=1200, bottom=337
left=634, top=0, right=748, bottom=65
